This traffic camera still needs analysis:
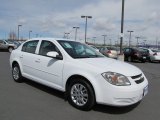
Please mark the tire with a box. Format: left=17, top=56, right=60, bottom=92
left=67, top=79, right=95, bottom=111
left=141, top=60, right=145, bottom=63
left=128, top=56, right=132, bottom=62
left=12, top=63, right=23, bottom=82
left=8, top=47, right=14, bottom=53
left=124, top=56, right=127, bottom=61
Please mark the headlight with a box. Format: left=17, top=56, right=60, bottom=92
left=102, top=72, right=131, bottom=86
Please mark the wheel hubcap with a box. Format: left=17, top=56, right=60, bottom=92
left=71, top=84, right=88, bottom=106
left=9, top=48, right=13, bottom=52
left=13, top=67, right=19, bottom=80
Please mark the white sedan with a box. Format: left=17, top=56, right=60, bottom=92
left=140, top=48, right=160, bottom=62
left=149, top=49, right=160, bottom=62
left=10, top=38, right=148, bottom=110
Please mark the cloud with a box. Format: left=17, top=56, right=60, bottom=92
left=93, top=18, right=116, bottom=31
left=0, top=0, right=159, bottom=44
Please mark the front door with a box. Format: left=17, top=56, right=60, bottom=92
left=34, top=40, right=64, bottom=88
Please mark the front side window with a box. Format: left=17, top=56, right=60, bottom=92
left=22, top=40, right=39, bottom=54
left=58, top=40, right=104, bottom=59
left=39, top=40, right=61, bottom=56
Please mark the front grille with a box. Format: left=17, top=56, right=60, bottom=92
left=131, top=73, right=144, bottom=84
left=131, top=74, right=142, bottom=79
left=135, top=77, right=144, bottom=84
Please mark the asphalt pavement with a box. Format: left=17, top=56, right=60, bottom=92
left=0, top=52, right=160, bottom=120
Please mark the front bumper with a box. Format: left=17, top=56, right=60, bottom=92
left=94, top=73, right=148, bottom=106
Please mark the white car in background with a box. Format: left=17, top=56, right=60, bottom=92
left=140, top=48, right=160, bottom=62
left=149, top=49, right=160, bottom=62
left=99, top=46, right=118, bottom=59
left=0, top=40, right=17, bottom=52
left=88, top=45, right=99, bottom=52
left=10, top=38, right=148, bottom=110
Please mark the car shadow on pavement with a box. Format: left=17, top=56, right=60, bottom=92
left=0, top=50, right=8, bottom=52
left=92, top=102, right=140, bottom=114
left=23, top=78, right=65, bottom=100
left=22, top=78, right=140, bottom=114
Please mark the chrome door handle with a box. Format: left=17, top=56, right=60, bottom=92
left=20, top=55, right=23, bottom=58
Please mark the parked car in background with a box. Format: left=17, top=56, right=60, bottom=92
left=140, top=48, right=160, bottom=62
left=10, top=38, right=148, bottom=110
left=0, top=40, right=17, bottom=52
left=123, top=48, right=149, bottom=63
left=13, top=41, right=21, bottom=48
left=88, top=45, right=99, bottom=52
left=99, top=46, right=118, bottom=59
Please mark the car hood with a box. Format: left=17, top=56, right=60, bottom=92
left=8, top=43, right=15, bottom=46
left=79, top=57, right=142, bottom=77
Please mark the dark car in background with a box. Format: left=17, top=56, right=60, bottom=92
left=123, top=48, right=149, bottom=63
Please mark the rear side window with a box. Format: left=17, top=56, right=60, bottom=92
left=22, top=40, right=39, bottom=54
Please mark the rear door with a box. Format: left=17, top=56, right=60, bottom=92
left=20, top=40, right=39, bottom=77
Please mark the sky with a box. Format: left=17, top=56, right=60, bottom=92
left=0, top=0, right=160, bottom=45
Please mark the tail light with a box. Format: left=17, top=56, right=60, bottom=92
left=107, top=50, right=111, bottom=54
left=153, top=52, right=157, bottom=56
left=134, top=52, right=139, bottom=56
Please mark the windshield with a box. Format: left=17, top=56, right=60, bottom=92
left=58, top=40, right=104, bottom=59
left=5, top=40, right=14, bottom=44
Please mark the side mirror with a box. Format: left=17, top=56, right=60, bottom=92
left=46, top=51, right=63, bottom=60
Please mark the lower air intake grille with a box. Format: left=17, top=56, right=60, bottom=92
left=135, top=77, right=144, bottom=84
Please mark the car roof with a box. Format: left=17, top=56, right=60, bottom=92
left=28, top=38, right=75, bottom=42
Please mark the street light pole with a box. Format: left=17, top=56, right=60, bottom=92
left=135, top=36, right=140, bottom=47
left=93, top=37, right=96, bottom=45
left=73, top=27, right=80, bottom=41
left=127, top=30, right=134, bottom=47
left=120, top=0, right=125, bottom=54
left=81, top=15, right=92, bottom=43
left=18, top=25, right=22, bottom=41
left=64, top=32, right=70, bottom=39
left=29, top=30, right=32, bottom=39
left=102, top=35, right=107, bottom=46
left=109, top=39, right=112, bottom=47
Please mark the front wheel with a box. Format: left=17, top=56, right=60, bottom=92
left=67, top=79, right=95, bottom=111
left=12, top=64, right=23, bottom=82
left=8, top=47, right=14, bottom=52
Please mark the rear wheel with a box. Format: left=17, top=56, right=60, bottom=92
left=12, top=64, right=23, bottom=82
left=67, top=79, right=95, bottom=111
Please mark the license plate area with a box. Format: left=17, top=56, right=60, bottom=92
left=143, top=86, right=148, bottom=96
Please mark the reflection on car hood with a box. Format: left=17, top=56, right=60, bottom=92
left=79, top=58, right=142, bottom=76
